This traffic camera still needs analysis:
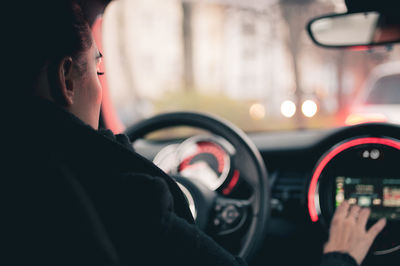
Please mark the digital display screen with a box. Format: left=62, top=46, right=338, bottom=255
left=336, top=176, right=400, bottom=220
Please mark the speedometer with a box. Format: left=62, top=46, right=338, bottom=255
left=176, top=136, right=235, bottom=191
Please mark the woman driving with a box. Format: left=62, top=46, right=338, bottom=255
left=3, top=0, right=386, bottom=265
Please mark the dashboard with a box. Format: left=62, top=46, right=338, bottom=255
left=133, top=122, right=400, bottom=266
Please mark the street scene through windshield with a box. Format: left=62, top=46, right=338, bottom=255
left=103, top=0, right=400, bottom=132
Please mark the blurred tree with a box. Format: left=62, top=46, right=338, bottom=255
left=182, top=1, right=194, bottom=91
left=119, top=0, right=139, bottom=101
left=280, top=0, right=315, bottom=129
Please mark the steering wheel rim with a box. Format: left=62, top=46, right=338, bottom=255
left=125, top=111, right=270, bottom=261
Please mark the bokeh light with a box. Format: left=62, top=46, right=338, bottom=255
left=249, top=103, right=266, bottom=120
left=280, top=100, right=296, bottom=118
left=302, top=100, right=318, bottom=118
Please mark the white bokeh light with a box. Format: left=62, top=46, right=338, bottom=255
left=302, top=100, right=318, bottom=118
left=280, top=100, right=296, bottom=118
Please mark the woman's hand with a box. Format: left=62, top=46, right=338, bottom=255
left=323, top=200, right=386, bottom=265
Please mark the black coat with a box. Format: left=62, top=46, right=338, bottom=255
left=2, top=98, right=356, bottom=266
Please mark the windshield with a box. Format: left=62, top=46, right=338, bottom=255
left=102, top=0, right=400, bottom=132
left=366, top=74, right=400, bottom=104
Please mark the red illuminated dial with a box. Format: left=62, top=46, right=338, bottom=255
left=308, top=137, right=400, bottom=222
left=176, top=136, right=234, bottom=191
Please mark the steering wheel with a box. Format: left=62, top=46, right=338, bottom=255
left=125, top=112, right=270, bottom=261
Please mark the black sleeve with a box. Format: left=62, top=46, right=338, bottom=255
left=2, top=166, right=120, bottom=266
left=131, top=174, right=246, bottom=266
left=319, top=252, right=358, bottom=266
left=160, top=210, right=247, bottom=266
left=89, top=172, right=246, bottom=266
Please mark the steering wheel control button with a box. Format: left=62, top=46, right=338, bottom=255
left=221, top=205, right=240, bottom=224
left=213, top=218, right=221, bottom=226
left=215, top=204, right=222, bottom=212
left=212, top=199, right=248, bottom=233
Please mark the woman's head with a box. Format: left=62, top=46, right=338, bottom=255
left=19, top=0, right=103, bottom=128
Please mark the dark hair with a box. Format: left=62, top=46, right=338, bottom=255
left=9, top=0, right=92, bottom=96
left=345, top=0, right=398, bottom=14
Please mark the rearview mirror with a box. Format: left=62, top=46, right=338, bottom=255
left=307, top=11, right=400, bottom=48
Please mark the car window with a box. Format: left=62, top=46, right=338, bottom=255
left=366, top=74, right=400, bottom=104
left=102, top=0, right=400, bottom=132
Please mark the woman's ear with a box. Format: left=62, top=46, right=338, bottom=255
left=57, top=56, right=74, bottom=106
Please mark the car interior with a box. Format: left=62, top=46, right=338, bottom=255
left=45, top=0, right=400, bottom=265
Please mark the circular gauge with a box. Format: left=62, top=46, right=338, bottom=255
left=308, top=136, right=400, bottom=255
left=175, top=136, right=235, bottom=191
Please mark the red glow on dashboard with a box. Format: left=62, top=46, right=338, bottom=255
left=308, top=137, right=400, bottom=222
left=222, top=170, right=240, bottom=195
left=348, top=45, right=371, bottom=51
left=345, top=113, right=387, bottom=126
